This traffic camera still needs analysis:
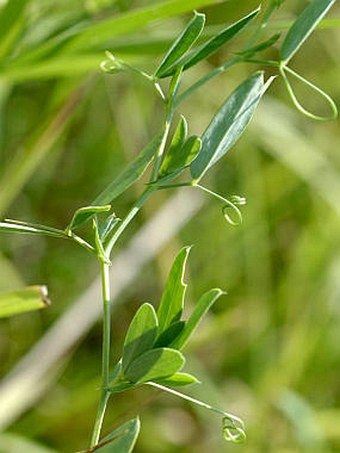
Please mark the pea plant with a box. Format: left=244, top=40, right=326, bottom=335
left=0, top=0, right=337, bottom=451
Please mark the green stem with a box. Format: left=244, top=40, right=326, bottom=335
left=242, top=58, right=279, bottom=67
left=175, top=57, right=240, bottom=108
left=90, top=390, right=110, bottom=447
left=69, top=232, right=97, bottom=256
left=101, top=261, right=111, bottom=385
left=148, top=381, right=240, bottom=420
left=173, top=0, right=284, bottom=108
left=154, top=181, right=193, bottom=190
left=245, top=0, right=281, bottom=49
left=105, top=187, right=154, bottom=256
left=90, top=261, right=112, bottom=447
left=147, top=382, right=246, bottom=441
left=195, top=184, right=243, bottom=226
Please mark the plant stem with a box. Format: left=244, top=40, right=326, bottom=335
left=194, top=183, right=230, bottom=204
left=105, top=187, right=154, bottom=256
left=90, top=390, right=110, bottom=447
left=90, top=261, right=112, bottom=447
left=245, top=0, right=281, bottom=49
left=195, top=184, right=243, bottom=225
left=101, top=261, right=111, bottom=385
left=175, top=57, right=240, bottom=107
left=147, top=382, right=245, bottom=437
left=69, top=232, right=97, bottom=256
left=148, top=381, right=234, bottom=418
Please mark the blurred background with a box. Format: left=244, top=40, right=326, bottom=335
left=0, top=0, right=340, bottom=451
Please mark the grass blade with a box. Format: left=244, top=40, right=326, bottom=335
left=0, top=286, right=50, bottom=319
left=0, top=82, right=90, bottom=217
left=0, top=0, right=30, bottom=58
left=67, top=0, right=221, bottom=52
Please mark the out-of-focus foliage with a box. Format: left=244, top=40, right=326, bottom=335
left=0, top=0, right=340, bottom=452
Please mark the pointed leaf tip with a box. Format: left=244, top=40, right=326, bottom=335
left=190, top=71, right=268, bottom=181
left=153, top=372, right=199, bottom=387
left=280, top=0, right=336, bottom=63
left=172, top=288, right=225, bottom=350
left=155, top=12, right=205, bottom=78
left=157, top=246, right=191, bottom=335
left=160, top=7, right=261, bottom=78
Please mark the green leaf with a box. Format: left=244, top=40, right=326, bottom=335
left=170, top=115, right=188, bottom=151
left=154, top=320, right=185, bottom=348
left=0, top=0, right=30, bottom=58
left=124, top=347, right=185, bottom=383
left=122, top=303, right=158, bottom=372
left=169, top=67, right=183, bottom=99
left=190, top=72, right=271, bottom=181
left=109, top=381, right=136, bottom=394
left=0, top=219, right=65, bottom=239
left=66, top=205, right=111, bottom=233
left=75, top=133, right=162, bottom=228
left=159, top=115, right=188, bottom=178
left=99, top=213, right=121, bottom=243
left=280, top=0, right=336, bottom=63
left=155, top=11, right=205, bottom=78
left=157, top=246, right=191, bottom=335
left=0, top=286, right=50, bottom=319
left=159, top=135, right=202, bottom=179
left=92, top=134, right=161, bottom=205
left=93, top=219, right=110, bottom=263
left=153, top=372, right=199, bottom=387
left=161, top=7, right=260, bottom=77
left=236, top=33, right=281, bottom=58
left=85, top=417, right=140, bottom=452
left=109, top=363, right=136, bottom=394
left=172, top=288, right=224, bottom=350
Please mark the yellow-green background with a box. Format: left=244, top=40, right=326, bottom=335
left=0, top=0, right=339, bottom=451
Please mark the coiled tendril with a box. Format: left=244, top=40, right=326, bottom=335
left=100, top=51, right=124, bottom=74
left=222, top=195, right=246, bottom=226
left=195, top=184, right=246, bottom=226
left=222, top=415, right=246, bottom=443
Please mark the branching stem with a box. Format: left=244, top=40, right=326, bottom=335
left=105, top=187, right=154, bottom=256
